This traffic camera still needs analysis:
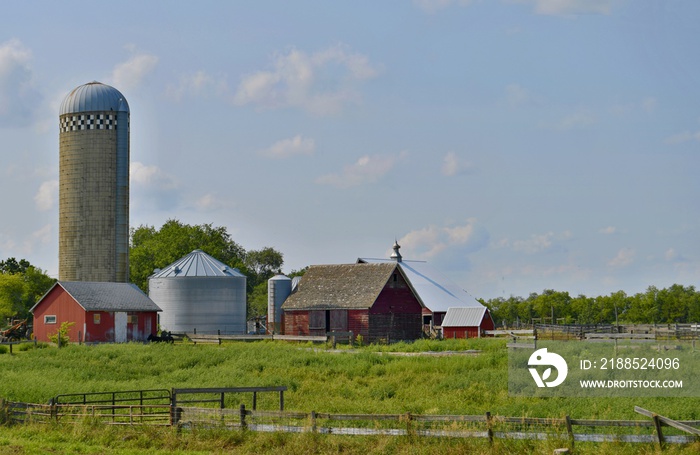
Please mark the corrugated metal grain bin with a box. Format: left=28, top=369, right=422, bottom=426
left=267, top=274, right=292, bottom=334
left=148, top=250, right=246, bottom=334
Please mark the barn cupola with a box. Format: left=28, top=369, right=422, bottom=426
left=390, top=240, right=402, bottom=263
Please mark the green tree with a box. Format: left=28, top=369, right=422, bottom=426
left=245, top=247, right=284, bottom=283
left=0, top=274, right=25, bottom=322
left=129, top=219, right=246, bottom=292
left=0, top=259, right=55, bottom=322
left=129, top=219, right=288, bottom=318
left=0, top=258, right=31, bottom=275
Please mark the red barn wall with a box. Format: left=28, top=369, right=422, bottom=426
left=32, top=286, right=86, bottom=343
left=284, top=311, right=309, bottom=336
left=443, top=327, right=480, bottom=339
left=368, top=270, right=422, bottom=342
left=348, top=310, right=369, bottom=340
left=481, top=311, right=495, bottom=331
left=443, top=311, right=496, bottom=339
left=33, top=286, right=159, bottom=343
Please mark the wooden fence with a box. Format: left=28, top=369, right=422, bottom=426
left=3, top=399, right=698, bottom=448
left=486, top=324, right=700, bottom=344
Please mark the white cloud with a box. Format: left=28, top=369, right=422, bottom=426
left=607, top=248, right=635, bottom=267
left=442, top=151, right=473, bottom=176
left=665, top=129, right=700, bottom=145
left=130, top=162, right=178, bottom=189
left=259, top=134, right=316, bottom=159
left=31, top=224, right=52, bottom=245
left=0, top=39, right=40, bottom=127
left=599, top=226, right=617, bottom=235
left=111, top=53, right=158, bottom=91
left=557, top=109, right=597, bottom=130
left=193, top=193, right=233, bottom=212
left=234, top=45, right=379, bottom=115
left=34, top=180, right=58, bottom=211
left=505, top=83, right=533, bottom=107
left=512, top=232, right=555, bottom=254
left=165, top=70, right=229, bottom=102
left=315, top=152, right=403, bottom=188
left=518, top=0, right=615, bottom=16
left=398, top=218, right=489, bottom=266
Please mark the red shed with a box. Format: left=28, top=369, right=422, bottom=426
left=282, top=263, right=424, bottom=343
left=441, top=307, right=495, bottom=339
left=31, top=281, right=161, bottom=343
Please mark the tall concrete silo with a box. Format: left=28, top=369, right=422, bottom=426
left=58, top=81, right=130, bottom=282
left=267, top=274, right=292, bottom=334
left=148, top=250, right=247, bottom=334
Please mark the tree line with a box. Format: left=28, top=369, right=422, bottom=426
left=1, top=219, right=697, bottom=328
left=480, top=285, right=700, bottom=327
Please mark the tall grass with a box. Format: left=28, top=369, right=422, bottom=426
left=0, top=339, right=697, bottom=421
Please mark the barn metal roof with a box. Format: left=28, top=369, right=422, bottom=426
left=31, top=281, right=161, bottom=313
left=281, top=263, right=400, bottom=310
left=357, top=258, right=483, bottom=312
left=59, top=81, right=129, bottom=116
left=441, top=307, right=488, bottom=328
left=150, top=250, right=245, bottom=278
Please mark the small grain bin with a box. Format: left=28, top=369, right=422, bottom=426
left=148, top=250, right=246, bottom=334
left=267, top=274, right=292, bottom=334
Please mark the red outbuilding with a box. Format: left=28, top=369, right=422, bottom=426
left=441, top=306, right=495, bottom=339
left=282, top=263, right=424, bottom=343
left=31, top=281, right=161, bottom=343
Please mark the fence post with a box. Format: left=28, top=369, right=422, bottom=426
left=565, top=415, right=574, bottom=449
left=652, top=415, right=665, bottom=449
left=239, top=404, right=247, bottom=429
left=311, top=410, right=317, bottom=433
left=486, top=412, right=493, bottom=445
left=404, top=412, right=413, bottom=437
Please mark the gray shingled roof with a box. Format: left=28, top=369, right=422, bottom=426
left=33, top=281, right=161, bottom=313
left=281, top=263, right=399, bottom=310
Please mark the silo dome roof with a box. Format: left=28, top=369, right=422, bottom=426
left=150, top=250, right=245, bottom=278
left=59, top=81, right=129, bottom=116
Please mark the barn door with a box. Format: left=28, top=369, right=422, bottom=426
left=114, top=312, right=127, bottom=343
left=309, top=311, right=325, bottom=336
left=329, top=310, right=347, bottom=332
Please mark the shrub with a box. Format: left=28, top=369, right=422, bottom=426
left=48, top=322, right=75, bottom=347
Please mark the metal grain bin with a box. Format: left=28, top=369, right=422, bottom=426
left=267, top=274, right=292, bottom=334
left=148, top=250, right=246, bottom=334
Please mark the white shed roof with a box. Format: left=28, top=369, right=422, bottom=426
left=441, top=307, right=488, bottom=328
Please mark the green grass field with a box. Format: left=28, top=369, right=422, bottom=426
left=0, top=339, right=698, bottom=454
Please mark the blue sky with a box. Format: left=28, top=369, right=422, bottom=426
left=1, top=0, right=698, bottom=300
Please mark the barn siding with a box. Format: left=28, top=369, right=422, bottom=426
left=368, top=271, right=422, bottom=342
left=85, top=311, right=115, bottom=342
left=32, top=286, right=86, bottom=343
left=284, top=311, right=310, bottom=336
left=348, top=310, right=369, bottom=340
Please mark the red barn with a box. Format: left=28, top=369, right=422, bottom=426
left=31, top=281, right=161, bottom=343
left=441, top=307, right=495, bottom=339
left=282, top=263, right=423, bottom=343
